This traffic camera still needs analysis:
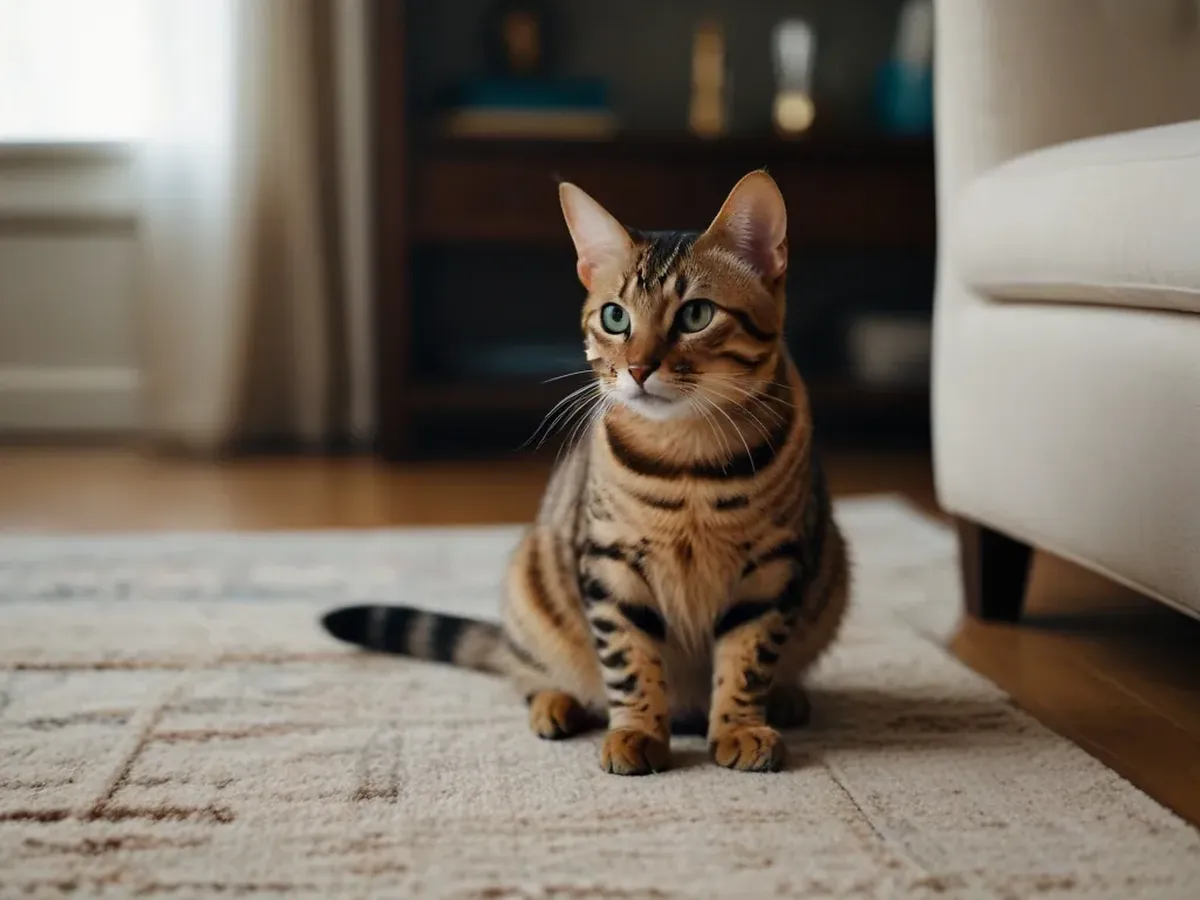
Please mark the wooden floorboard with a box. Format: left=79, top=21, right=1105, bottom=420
left=953, top=552, right=1200, bottom=827
left=1, top=447, right=1196, bottom=827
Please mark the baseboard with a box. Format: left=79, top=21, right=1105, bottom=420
left=0, top=366, right=141, bottom=433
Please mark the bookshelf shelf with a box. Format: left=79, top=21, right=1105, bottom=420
left=408, top=134, right=935, bottom=247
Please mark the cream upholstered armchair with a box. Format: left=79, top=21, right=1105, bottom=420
left=932, top=0, right=1200, bottom=622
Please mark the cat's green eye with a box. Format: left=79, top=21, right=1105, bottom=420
left=600, top=303, right=630, bottom=335
left=677, top=299, right=715, bottom=334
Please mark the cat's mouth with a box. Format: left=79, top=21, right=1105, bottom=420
left=631, top=389, right=671, bottom=405
left=631, top=393, right=673, bottom=409
left=610, top=370, right=691, bottom=420
left=616, top=387, right=688, bottom=421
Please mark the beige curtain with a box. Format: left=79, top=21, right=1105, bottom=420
left=136, top=0, right=374, bottom=452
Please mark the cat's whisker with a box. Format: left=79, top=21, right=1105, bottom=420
left=750, top=391, right=796, bottom=412
left=541, top=369, right=596, bottom=384
left=530, top=381, right=597, bottom=435
left=553, top=386, right=601, bottom=433
left=556, top=392, right=609, bottom=464
left=591, top=394, right=617, bottom=439
left=684, top=393, right=730, bottom=473
left=691, top=391, right=734, bottom=462
left=540, top=401, right=588, bottom=453
left=747, top=383, right=797, bottom=410
left=683, top=387, right=736, bottom=470
left=559, top=392, right=615, bottom=466
left=697, top=382, right=791, bottom=435
left=531, top=396, right=593, bottom=453
left=701, top=374, right=794, bottom=418
left=681, top=386, right=734, bottom=458
left=698, top=393, right=756, bottom=474
left=698, top=384, right=779, bottom=447
left=676, top=384, right=720, bottom=458
left=695, top=395, right=736, bottom=472
left=703, top=371, right=796, bottom=396
left=531, top=397, right=593, bottom=452
left=691, top=377, right=778, bottom=432
left=538, top=389, right=600, bottom=452
left=523, top=381, right=599, bottom=450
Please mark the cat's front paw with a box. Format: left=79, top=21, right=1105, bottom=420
left=528, top=690, right=591, bottom=740
left=600, top=728, right=671, bottom=776
left=709, top=725, right=786, bottom=772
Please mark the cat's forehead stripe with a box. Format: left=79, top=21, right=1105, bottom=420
left=672, top=271, right=688, bottom=299
left=632, top=231, right=699, bottom=291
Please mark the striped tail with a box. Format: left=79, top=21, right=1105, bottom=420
left=321, top=605, right=509, bottom=675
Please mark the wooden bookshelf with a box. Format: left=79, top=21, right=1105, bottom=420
left=370, top=1, right=936, bottom=460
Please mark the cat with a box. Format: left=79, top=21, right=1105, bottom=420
left=322, top=170, right=850, bottom=775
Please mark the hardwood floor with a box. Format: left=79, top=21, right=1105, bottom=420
left=1, top=447, right=1197, bottom=827
left=954, top=555, right=1200, bottom=828
left=0, top=447, right=940, bottom=530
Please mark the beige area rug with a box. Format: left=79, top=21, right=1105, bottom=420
left=1, top=497, right=1197, bottom=899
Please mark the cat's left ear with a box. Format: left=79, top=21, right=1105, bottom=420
left=702, top=170, right=788, bottom=281
left=559, top=182, right=634, bottom=290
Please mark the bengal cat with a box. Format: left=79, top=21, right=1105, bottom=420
left=322, top=171, right=850, bottom=775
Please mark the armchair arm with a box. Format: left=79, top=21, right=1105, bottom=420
left=934, top=0, right=1200, bottom=219
left=931, top=1, right=1200, bottom=522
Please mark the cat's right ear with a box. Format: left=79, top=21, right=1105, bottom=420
left=559, top=183, right=633, bottom=290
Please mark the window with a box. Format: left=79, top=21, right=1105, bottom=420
left=0, top=0, right=149, bottom=142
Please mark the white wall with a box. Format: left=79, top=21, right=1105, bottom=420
left=0, top=148, right=140, bottom=433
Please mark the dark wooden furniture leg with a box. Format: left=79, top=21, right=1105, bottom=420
left=956, top=519, right=1033, bottom=623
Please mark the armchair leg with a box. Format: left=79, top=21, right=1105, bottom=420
left=956, top=519, right=1033, bottom=623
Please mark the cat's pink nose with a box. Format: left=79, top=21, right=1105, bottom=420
left=628, top=363, right=657, bottom=386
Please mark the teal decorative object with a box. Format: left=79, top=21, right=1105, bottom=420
left=874, top=0, right=933, bottom=135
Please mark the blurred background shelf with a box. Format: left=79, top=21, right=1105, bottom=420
left=415, top=133, right=934, bottom=159
left=372, top=0, right=937, bottom=459
left=409, top=134, right=934, bottom=247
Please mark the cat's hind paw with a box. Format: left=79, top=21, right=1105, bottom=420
left=528, top=691, right=591, bottom=740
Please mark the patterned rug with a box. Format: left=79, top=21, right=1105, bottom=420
left=1, top=496, right=1197, bottom=899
